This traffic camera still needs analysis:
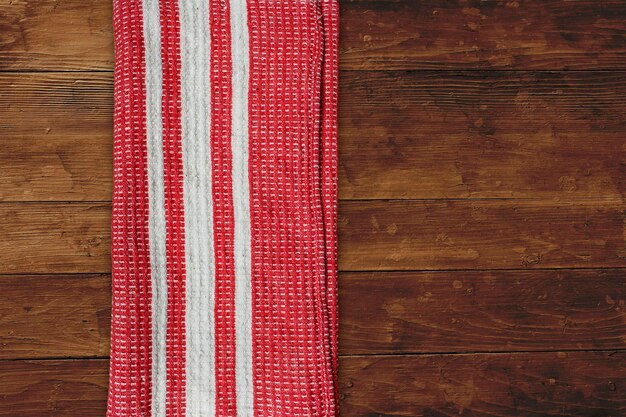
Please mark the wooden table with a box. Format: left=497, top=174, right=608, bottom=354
left=1, top=1, right=625, bottom=415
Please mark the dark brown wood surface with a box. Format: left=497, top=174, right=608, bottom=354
left=0, top=0, right=625, bottom=415
left=1, top=270, right=625, bottom=359
left=340, top=352, right=626, bottom=416
left=0, top=74, right=112, bottom=202
left=340, top=71, right=626, bottom=200
left=1, top=200, right=623, bottom=274
left=0, top=203, right=111, bottom=274
left=0, top=275, right=111, bottom=358
left=3, top=71, right=625, bottom=202
left=340, top=269, right=626, bottom=355
left=3, top=0, right=626, bottom=71
left=2, top=353, right=625, bottom=416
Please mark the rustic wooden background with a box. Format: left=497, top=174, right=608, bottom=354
left=1, top=0, right=625, bottom=415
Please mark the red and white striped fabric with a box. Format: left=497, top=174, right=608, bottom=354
left=107, top=0, right=338, bottom=416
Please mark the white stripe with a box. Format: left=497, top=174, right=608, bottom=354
left=142, top=0, right=167, bottom=416
left=231, top=0, right=253, bottom=415
left=179, top=0, right=216, bottom=415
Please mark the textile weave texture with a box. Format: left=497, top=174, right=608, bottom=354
left=107, top=0, right=339, bottom=416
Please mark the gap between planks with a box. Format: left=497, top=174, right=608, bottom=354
left=3, top=348, right=626, bottom=362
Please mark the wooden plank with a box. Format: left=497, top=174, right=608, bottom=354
left=1, top=270, right=625, bottom=358
left=0, top=0, right=114, bottom=71
left=340, top=269, right=626, bottom=354
left=0, top=200, right=623, bottom=274
left=339, top=71, right=626, bottom=200
left=0, top=360, right=108, bottom=417
left=341, top=352, right=626, bottom=416
left=2, top=1, right=626, bottom=71
left=0, top=73, right=112, bottom=202
left=0, top=275, right=110, bottom=359
left=0, top=203, right=111, bottom=274
left=2, top=353, right=625, bottom=416
left=2, top=71, right=625, bottom=202
left=339, top=200, right=626, bottom=271
left=340, top=0, right=626, bottom=70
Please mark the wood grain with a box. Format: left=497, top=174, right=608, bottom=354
left=1, top=0, right=625, bottom=414
left=1, top=353, right=624, bottom=416
left=0, top=360, right=108, bottom=417
left=0, top=201, right=623, bottom=274
left=2, top=72, right=625, bottom=202
left=1, top=271, right=625, bottom=359
left=0, top=73, right=112, bottom=202
left=0, top=203, right=111, bottom=274
left=339, top=200, right=626, bottom=271
left=341, top=351, right=626, bottom=416
left=0, top=275, right=111, bottom=359
left=340, top=71, right=626, bottom=200
left=341, top=269, right=626, bottom=355
left=3, top=1, right=626, bottom=71
left=340, top=0, right=626, bottom=70
left=0, top=0, right=114, bottom=71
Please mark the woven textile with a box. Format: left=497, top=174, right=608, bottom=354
left=107, top=1, right=339, bottom=416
